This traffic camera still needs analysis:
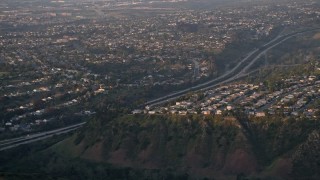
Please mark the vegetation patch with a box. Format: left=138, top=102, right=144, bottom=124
left=0, top=71, right=9, bottom=78
left=312, top=32, right=320, bottom=40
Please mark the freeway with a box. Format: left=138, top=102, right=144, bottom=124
left=145, top=28, right=320, bottom=107
left=0, top=122, right=86, bottom=152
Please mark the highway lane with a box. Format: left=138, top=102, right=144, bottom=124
left=0, top=122, right=86, bottom=152
left=237, top=36, right=292, bottom=76
left=145, top=48, right=260, bottom=106
left=145, top=28, right=320, bottom=107
left=0, top=122, right=86, bottom=145
left=0, top=127, right=79, bottom=152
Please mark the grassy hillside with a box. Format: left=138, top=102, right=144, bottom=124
left=1, top=114, right=319, bottom=179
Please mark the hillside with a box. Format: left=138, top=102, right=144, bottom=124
left=1, top=114, right=319, bottom=179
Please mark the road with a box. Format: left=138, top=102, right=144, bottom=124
left=192, top=59, right=200, bottom=80
left=0, top=122, right=86, bottom=152
left=145, top=28, right=320, bottom=108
